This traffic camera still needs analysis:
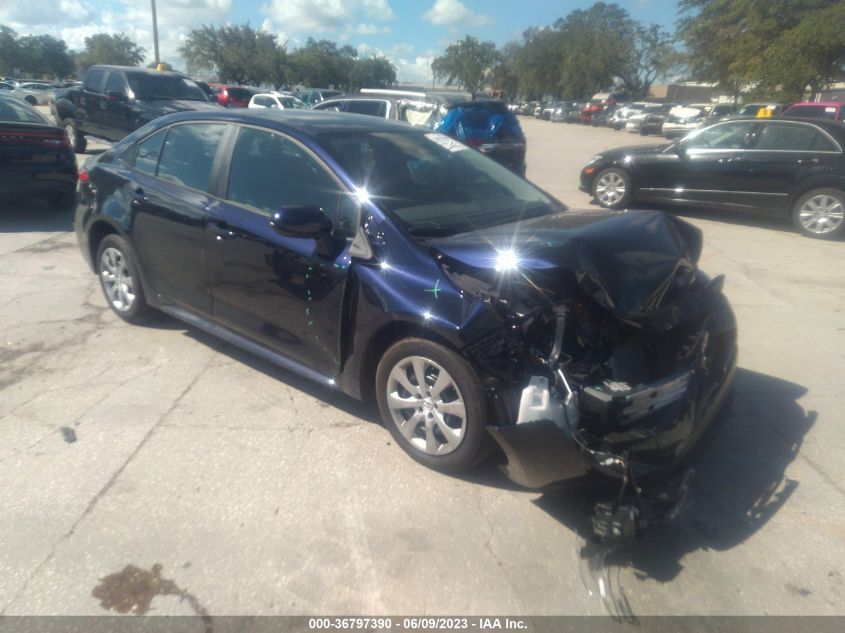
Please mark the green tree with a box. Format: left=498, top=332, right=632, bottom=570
left=491, top=41, right=520, bottom=101
left=615, top=24, right=680, bottom=99
left=512, top=28, right=564, bottom=99
left=555, top=3, right=632, bottom=99
left=349, top=56, right=396, bottom=89
left=19, top=34, right=75, bottom=78
left=289, top=38, right=357, bottom=89
left=431, top=35, right=499, bottom=98
left=678, top=0, right=845, bottom=100
left=181, top=24, right=286, bottom=86
left=0, top=25, right=22, bottom=75
left=76, top=33, right=145, bottom=70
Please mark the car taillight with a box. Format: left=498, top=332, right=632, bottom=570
left=78, top=170, right=89, bottom=182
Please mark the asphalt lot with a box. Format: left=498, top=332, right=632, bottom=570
left=0, top=112, right=843, bottom=618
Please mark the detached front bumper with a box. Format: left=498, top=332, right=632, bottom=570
left=487, top=296, right=738, bottom=490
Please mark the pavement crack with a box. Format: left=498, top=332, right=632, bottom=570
left=0, top=356, right=213, bottom=615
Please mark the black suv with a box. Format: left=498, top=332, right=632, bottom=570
left=51, top=65, right=220, bottom=152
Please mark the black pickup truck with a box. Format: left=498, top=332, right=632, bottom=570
left=51, top=65, right=221, bottom=152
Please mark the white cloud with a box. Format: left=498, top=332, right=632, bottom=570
left=423, top=0, right=490, bottom=27
left=261, top=0, right=395, bottom=35
left=3, top=0, right=232, bottom=71
left=352, top=23, right=390, bottom=35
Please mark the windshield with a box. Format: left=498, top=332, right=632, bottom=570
left=320, top=130, right=561, bottom=236
left=0, top=97, right=50, bottom=124
left=126, top=74, right=207, bottom=101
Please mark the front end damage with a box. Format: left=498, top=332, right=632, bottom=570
left=431, top=210, right=738, bottom=542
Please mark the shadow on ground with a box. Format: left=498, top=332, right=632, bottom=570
left=0, top=198, right=74, bottom=233
left=533, top=368, right=814, bottom=617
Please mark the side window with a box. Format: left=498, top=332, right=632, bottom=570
left=686, top=122, right=756, bottom=150
left=84, top=69, right=105, bottom=93
left=134, top=129, right=167, bottom=175
left=105, top=73, right=127, bottom=96
left=810, top=132, right=838, bottom=152
left=346, top=100, right=387, bottom=117
left=313, top=101, right=343, bottom=112
left=157, top=123, right=226, bottom=191
left=227, top=127, right=343, bottom=227
left=756, top=124, right=820, bottom=151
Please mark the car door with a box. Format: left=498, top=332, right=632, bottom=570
left=206, top=125, right=358, bottom=376
left=80, top=68, right=106, bottom=137
left=637, top=120, right=760, bottom=206
left=732, top=121, right=843, bottom=212
left=127, top=122, right=228, bottom=314
left=101, top=72, right=133, bottom=141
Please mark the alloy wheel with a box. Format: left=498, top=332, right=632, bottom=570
left=595, top=172, right=626, bottom=206
left=99, top=247, right=136, bottom=312
left=798, top=194, right=844, bottom=235
left=385, top=356, right=467, bottom=456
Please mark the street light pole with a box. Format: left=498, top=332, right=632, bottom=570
left=151, top=0, right=160, bottom=66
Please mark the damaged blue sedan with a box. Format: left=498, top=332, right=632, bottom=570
left=75, top=110, right=737, bottom=538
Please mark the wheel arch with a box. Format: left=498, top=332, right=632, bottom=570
left=357, top=319, right=460, bottom=403
left=788, top=176, right=845, bottom=209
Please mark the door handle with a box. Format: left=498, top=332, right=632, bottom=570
left=797, top=157, right=820, bottom=165
left=130, top=188, right=147, bottom=207
left=209, top=220, right=237, bottom=241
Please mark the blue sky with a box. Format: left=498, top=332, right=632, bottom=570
left=0, top=1, right=679, bottom=82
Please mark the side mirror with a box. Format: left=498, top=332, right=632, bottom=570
left=271, top=205, right=338, bottom=258
left=270, top=205, right=332, bottom=237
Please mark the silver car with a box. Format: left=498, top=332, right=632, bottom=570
left=14, top=82, right=55, bottom=106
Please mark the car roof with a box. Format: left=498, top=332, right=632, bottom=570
left=143, top=108, right=421, bottom=137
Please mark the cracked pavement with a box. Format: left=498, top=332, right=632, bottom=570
left=0, top=119, right=843, bottom=617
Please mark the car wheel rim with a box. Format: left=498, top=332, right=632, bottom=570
left=99, top=247, right=135, bottom=312
left=596, top=172, right=626, bottom=206
left=386, top=356, right=467, bottom=456
left=799, top=194, right=844, bottom=234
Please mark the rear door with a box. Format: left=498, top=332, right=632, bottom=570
left=79, top=68, right=106, bottom=137
left=206, top=125, right=357, bottom=376
left=732, top=121, right=843, bottom=212
left=101, top=72, right=133, bottom=141
left=127, top=122, right=228, bottom=314
left=636, top=120, right=760, bottom=206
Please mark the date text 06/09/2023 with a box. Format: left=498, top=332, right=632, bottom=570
left=307, top=617, right=529, bottom=630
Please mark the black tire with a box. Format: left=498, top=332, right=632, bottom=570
left=46, top=189, right=77, bottom=210
left=25, top=95, right=37, bottom=105
left=95, top=234, right=153, bottom=323
left=62, top=118, right=86, bottom=153
left=375, top=337, right=488, bottom=473
left=591, top=167, right=632, bottom=209
left=791, top=188, right=845, bottom=239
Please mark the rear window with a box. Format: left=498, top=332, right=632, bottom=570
left=786, top=105, right=840, bottom=120
left=227, top=88, right=252, bottom=100
left=346, top=100, right=388, bottom=117
left=0, top=97, right=50, bottom=124
left=84, top=69, right=105, bottom=93
left=126, top=73, right=206, bottom=101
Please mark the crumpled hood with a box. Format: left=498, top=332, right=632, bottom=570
left=429, top=209, right=704, bottom=323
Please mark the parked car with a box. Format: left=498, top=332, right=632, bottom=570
left=625, top=103, right=675, bottom=135
left=782, top=102, right=845, bottom=122
left=550, top=102, right=576, bottom=122
left=248, top=92, right=308, bottom=110
left=298, top=88, right=343, bottom=107
left=0, top=94, right=76, bottom=208
left=0, top=81, right=16, bottom=92
left=662, top=105, right=710, bottom=139
left=581, top=117, right=845, bottom=238
left=314, top=92, right=527, bottom=176
left=609, top=102, right=646, bottom=130
left=194, top=81, right=219, bottom=101
left=540, top=103, right=556, bottom=120
left=13, top=81, right=54, bottom=106
left=75, top=109, right=737, bottom=538
left=51, top=65, right=219, bottom=152
left=213, top=85, right=254, bottom=108
left=564, top=103, right=586, bottom=123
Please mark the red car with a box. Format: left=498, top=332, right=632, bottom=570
left=782, top=101, right=845, bottom=122
left=211, top=84, right=254, bottom=108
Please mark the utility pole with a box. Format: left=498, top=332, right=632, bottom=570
left=151, top=0, right=160, bottom=66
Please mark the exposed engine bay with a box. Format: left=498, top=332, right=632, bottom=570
left=430, top=209, right=738, bottom=543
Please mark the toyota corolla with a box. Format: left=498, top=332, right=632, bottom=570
left=75, top=110, right=737, bottom=538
